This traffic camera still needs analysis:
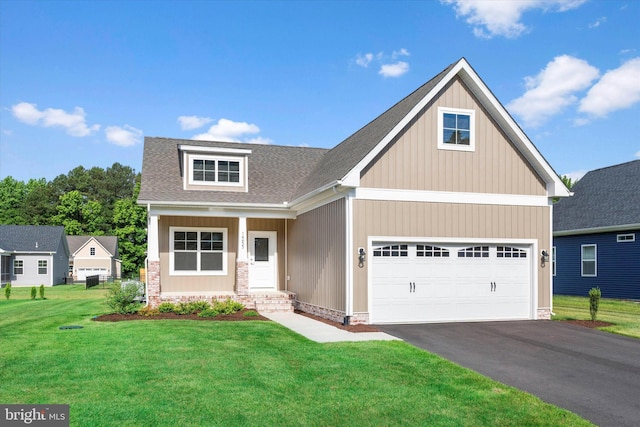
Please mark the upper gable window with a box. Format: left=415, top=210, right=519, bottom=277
left=189, top=156, right=243, bottom=186
left=437, top=107, right=475, bottom=152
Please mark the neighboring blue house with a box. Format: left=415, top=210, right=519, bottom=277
left=553, top=160, right=640, bottom=300
left=0, top=225, right=70, bottom=287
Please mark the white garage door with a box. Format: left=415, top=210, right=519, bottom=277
left=78, top=268, right=108, bottom=280
left=371, top=242, right=532, bottom=323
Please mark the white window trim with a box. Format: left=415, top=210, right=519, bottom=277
left=617, top=233, right=635, bottom=242
left=186, top=153, right=244, bottom=187
left=552, top=246, right=556, bottom=277
left=90, top=247, right=96, bottom=256
left=38, top=259, right=48, bottom=275
left=14, top=259, right=23, bottom=275
left=437, top=107, right=475, bottom=152
left=169, top=227, right=228, bottom=276
left=581, top=244, right=597, bottom=277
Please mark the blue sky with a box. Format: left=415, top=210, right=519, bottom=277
left=1, top=0, right=639, bottom=184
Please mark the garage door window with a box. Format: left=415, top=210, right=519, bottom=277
left=417, top=245, right=449, bottom=257
left=458, top=246, right=489, bottom=258
left=373, top=244, right=408, bottom=257
left=497, top=246, right=527, bottom=258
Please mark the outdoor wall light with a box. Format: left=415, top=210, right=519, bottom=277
left=358, top=247, right=366, bottom=268
left=541, top=250, right=549, bottom=265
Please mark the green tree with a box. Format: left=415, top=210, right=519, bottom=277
left=0, top=176, right=28, bottom=224
left=113, top=183, right=147, bottom=276
left=52, top=190, right=105, bottom=235
left=560, top=175, right=577, bottom=190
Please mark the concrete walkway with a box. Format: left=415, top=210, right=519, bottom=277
left=264, top=312, right=400, bottom=343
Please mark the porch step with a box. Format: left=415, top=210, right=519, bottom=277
left=243, top=291, right=295, bottom=313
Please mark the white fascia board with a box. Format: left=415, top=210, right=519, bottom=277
left=456, top=65, right=570, bottom=198
left=553, top=223, right=640, bottom=237
left=342, top=62, right=464, bottom=187
left=355, top=187, right=549, bottom=207
left=291, top=185, right=353, bottom=216
left=368, top=235, right=537, bottom=246
left=147, top=203, right=297, bottom=219
left=74, top=237, right=111, bottom=257
left=178, top=144, right=252, bottom=155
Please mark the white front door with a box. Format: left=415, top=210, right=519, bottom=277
left=248, top=231, right=277, bottom=290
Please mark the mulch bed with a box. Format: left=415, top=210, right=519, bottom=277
left=92, top=309, right=269, bottom=322
left=92, top=309, right=381, bottom=333
left=562, top=319, right=614, bottom=329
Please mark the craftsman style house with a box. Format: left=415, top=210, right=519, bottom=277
left=138, top=58, right=570, bottom=324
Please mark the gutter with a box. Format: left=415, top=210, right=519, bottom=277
left=553, top=223, right=640, bottom=237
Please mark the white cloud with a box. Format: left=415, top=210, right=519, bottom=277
left=245, top=136, right=273, bottom=145
left=441, top=0, right=587, bottom=38
left=636, top=150, right=640, bottom=159
left=178, top=115, right=213, bottom=130
left=355, top=53, right=374, bottom=68
left=507, top=55, right=599, bottom=127
left=11, top=102, right=100, bottom=136
left=192, top=118, right=261, bottom=142
left=392, top=48, right=410, bottom=59
left=578, top=58, right=640, bottom=118
left=562, top=169, right=588, bottom=182
left=105, top=125, right=143, bottom=147
left=379, top=61, right=410, bottom=78
left=588, top=16, right=606, bottom=29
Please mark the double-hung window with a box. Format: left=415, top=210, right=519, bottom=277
left=438, top=107, right=475, bottom=152
left=581, top=244, right=597, bottom=277
left=170, top=227, right=227, bottom=275
left=38, top=260, right=48, bottom=275
left=13, top=259, right=23, bottom=275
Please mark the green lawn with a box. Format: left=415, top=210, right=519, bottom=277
left=552, top=295, right=640, bottom=339
left=1, top=286, right=592, bottom=426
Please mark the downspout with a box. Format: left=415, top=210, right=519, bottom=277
left=144, top=203, right=151, bottom=307
left=344, top=191, right=354, bottom=325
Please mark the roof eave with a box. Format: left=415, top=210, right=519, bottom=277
left=554, top=223, right=640, bottom=236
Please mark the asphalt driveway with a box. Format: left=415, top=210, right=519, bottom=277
left=379, top=321, right=640, bottom=427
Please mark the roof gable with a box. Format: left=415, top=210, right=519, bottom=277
left=0, top=225, right=67, bottom=253
left=67, top=235, right=118, bottom=257
left=554, top=160, right=640, bottom=233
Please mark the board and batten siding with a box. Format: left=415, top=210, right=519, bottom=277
left=554, top=230, right=640, bottom=299
left=247, top=218, right=287, bottom=289
left=158, top=216, right=237, bottom=292
left=360, top=78, right=546, bottom=196
left=287, top=198, right=346, bottom=312
left=352, top=200, right=552, bottom=313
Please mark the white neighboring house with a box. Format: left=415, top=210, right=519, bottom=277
left=67, top=236, right=122, bottom=282
left=0, top=225, right=70, bottom=287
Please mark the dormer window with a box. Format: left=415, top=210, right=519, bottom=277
left=192, top=158, right=240, bottom=184
left=437, top=107, right=475, bottom=152
left=180, top=144, right=251, bottom=192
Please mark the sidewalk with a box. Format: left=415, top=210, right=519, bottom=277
left=263, top=312, right=400, bottom=343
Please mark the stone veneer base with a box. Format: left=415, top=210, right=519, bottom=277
left=294, top=301, right=369, bottom=325
left=537, top=308, right=552, bottom=320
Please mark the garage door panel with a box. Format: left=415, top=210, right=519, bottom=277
left=371, top=242, right=532, bottom=323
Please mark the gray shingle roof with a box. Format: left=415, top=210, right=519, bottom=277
left=0, top=225, right=67, bottom=252
left=67, top=235, right=118, bottom=257
left=139, top=61, right=457, bottom=206
left=554, top=160, right=640, bottom=232
left=138, top=138, right=328, bottom=205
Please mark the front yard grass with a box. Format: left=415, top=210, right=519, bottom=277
left=0, top=286, right=592, bottom=426
left=553, top=295, right=640, bottom=339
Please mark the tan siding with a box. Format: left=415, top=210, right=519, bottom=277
left=352, top=200, right=551, bottom=313
left=361, top=78, right=546, bottom=196
left=247, top=218, right=286, bottom=289
left=287, top=199, right=346, bottom=311
left=159, top=216, right=237, bottom=292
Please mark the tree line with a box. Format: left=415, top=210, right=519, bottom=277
left=0, top=163, right=146, bottom=277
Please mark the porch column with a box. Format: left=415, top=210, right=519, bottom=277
left=147, top=214, right=161, bottom=306
left=236, top=216, right=249, bottom=296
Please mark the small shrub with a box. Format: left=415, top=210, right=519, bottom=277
left=173, top=302, right=198, bottom=315
left=157, top=302, right=176, bottom=313
left=188, top=300, right=211, bottom=312
left=589, top=287, right=601, bottom=322
left=39, top=284, right=45, bottom=300
left=138, top=306, right=160, bottom=317
left=243, top=310, right=259, bottom=317
left=105, top=282, right=143, bottom=314
left=197, top=308, right=219, bottom=318
left=4, top=283, right=11, bottom=300
left=30, top=286, right=37, bottom=300
left=212, top=298, right=245, bottom=315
